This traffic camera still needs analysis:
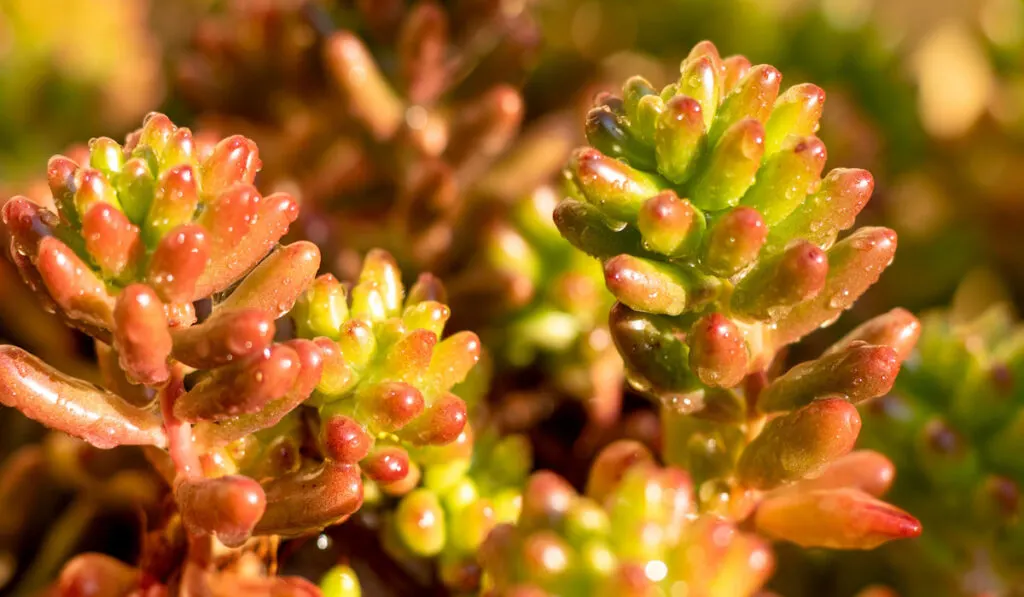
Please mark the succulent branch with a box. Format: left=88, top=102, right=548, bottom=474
left=555, top=40, right=923, bottom=553
left=288, top=250, right=479, bottom=493
left=0, top=113, right=479, bottom=592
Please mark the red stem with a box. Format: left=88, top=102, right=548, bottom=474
left=160, top=364, right=202, bottom=481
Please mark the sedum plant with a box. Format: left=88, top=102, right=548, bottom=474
left=290, top=250, right=479, bottom=500
left=555, top=40, right=923, bottom=551
left=373, top=425, right=532, bottom=593
left=478, top=440, right=775, bottom=597
left=0, top=113, right=478, bottom=593
left=0, top=21, right=955, bottom=595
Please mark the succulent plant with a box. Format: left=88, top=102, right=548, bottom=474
left=290, top=250, right=480, bottom=496
left=0, top=110, right=333, bottom=546
left=3, top=111, right=295, bottom=341
left=856, top=302, right=1024, bottom=596
left=554, top=40, right=923, bottom=551
left=478, top=440, right=775, bottom=597
left=364, top=424, right=531, bottom=593
left=535, top=0, right=1024, bottom=312
left=562, top=43, right=890, bottom=369
left=3, top=2, right=1014, bottom=592
left=0, top=113, right=479, bottom=591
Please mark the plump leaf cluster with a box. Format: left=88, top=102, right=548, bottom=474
left=551, top=41, right=925, bottom=555
left=0, top=113, right=481, bottom=568
left=368, top=425, right=531, bottom=592
left=4, top=112, right=290, bottom=341
left=291, top=250, right=480, bottom=496
left=556, top=41, right=897, bottom=404
left=0, top=114, right=307, bottom=453
left=478, top=440, right=774, bottom=597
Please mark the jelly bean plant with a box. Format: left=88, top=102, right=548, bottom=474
left=0, top=113, right=477, bottom=594
left=500, top=39, right=926, bottom=596
left=0, top=39, right=928, bottom=597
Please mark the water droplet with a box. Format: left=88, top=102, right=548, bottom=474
left=827, top=289, right=850, bottom=309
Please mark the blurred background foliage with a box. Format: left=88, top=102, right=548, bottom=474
left=2, top=0, right=1024, bottom=595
